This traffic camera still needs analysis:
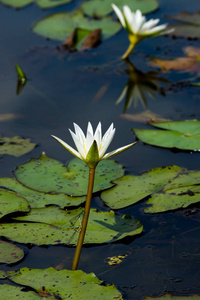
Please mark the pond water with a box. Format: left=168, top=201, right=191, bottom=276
left=1, top=0, right=200, bottom=298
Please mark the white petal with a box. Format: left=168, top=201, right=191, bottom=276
left=140, top=19, right=160, bottom=32
left=73, top=123, right=86, bottom=145
left=69, top=129, right=87, bottom=159
left=51, top=135, right=81, bottom=159
left=112, top=3, right=126, bottom=27
left=132, top=10, right=146, bottom=33
left=101, top=123, right=114, bottom=144
left=85, top=130, right=94, bottom=154
left=142, top=24, right=167, bottom=36
left=102, top=142, right=136, bottom=159
left=123, top=5, right=134, bottom=29
left=94, top=122, right=102, bottom=149
left=99, top=128, right=115, bottom=158
left=86, top=122, right=93, bottom=139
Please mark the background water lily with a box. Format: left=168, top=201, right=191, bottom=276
left=112, top=3, right=173, bottom=59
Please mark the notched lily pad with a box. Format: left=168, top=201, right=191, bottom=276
left=0, top=284, right=43, bottom=299
left=0, top=240, right=24, bottom=264
left=32, top=10, right=121, bottom=44
left=14, top=153, right=124, bottom=196
left=81, top=0, right=158, bottom=17
left=101, top=166, right=185, bottom=209
left=133, top=120, right=200, bottom=151
left=0, top=177, right=85, bottom=208
left=9, top=267, right=123, bottom=299
left=0, top=135, right=36, bottom=157
left=10, top=207, right=143, bottom=245
left=0, top=188, right=30, bottom=219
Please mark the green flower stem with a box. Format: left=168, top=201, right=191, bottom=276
left=121, top=43, right=135, bottom=60
left=71, top=167, right=96, bottom=270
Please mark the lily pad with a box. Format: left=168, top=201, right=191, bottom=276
left=0, top=188, right=30, bottom=219
left=144, top=294, right=200, bottom=300
left=167, top=12, right=200, bottom=38
left=9, top=267, right=123, bottom=299
left=0, top=284, right=43, bottom=300
left=32, top=10, right=121, bottom=42
left=0, top=177, right=85, bottom=208
left=0, top=240, right=24, bottom=264
left=101, top=166, right=185, bottom=209
left=81, top=0, right=158, bottom=17
left=0, top=136, right=36, bottom=157
left=133, top=120, right=200, bottom=151
left=144, top=185, right=200, bottom=213
left=8, top=207, right=143, bottom=245
left=0, top=0, right=72, bottom=9
left=14, top=153, right=124, bottom=196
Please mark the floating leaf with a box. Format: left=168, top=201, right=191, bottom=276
left=144, top=294, right=200, bottom=300
left=0, top=0, right=72, bottom=9
left=101, top=166, right=185, bottom=209
left=0, top=284, right=43, bottom=300
left=81, top=0, right=158, bottom=17
left=151, top=47, right=200, bottom=73
left=0, top=188, right=30, bottom=219
left=0, top=136, right=36, bottom=157
left=10, top=207, right=143, bottom=245
left=0, top=241, right=24, bottom=264
left=167, top=12, right=200, bottom=38
left=14, top=153, right=124, bottom=196
left=133, top=120, right=200, bottom=151
left=32, top=10, right=121, bottom=42
left=0, top=270, right=7, bottom=279
left=0, top=177, right=84, bottom=208
left=9, top=267, right=123, bottom=299
left=144, top=185, right=200, bottom=213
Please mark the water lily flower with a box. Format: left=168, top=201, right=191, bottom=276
left=52, top=122, right=136, bottom=168
left=112, top=4, right=173, bottom=59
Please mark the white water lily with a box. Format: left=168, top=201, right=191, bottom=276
left=112, top=4, right=173, bottom=59
left=52, top=122, right=136, bottom=168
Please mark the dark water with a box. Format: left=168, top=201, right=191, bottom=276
left=1, top=0, right=200, bottom=298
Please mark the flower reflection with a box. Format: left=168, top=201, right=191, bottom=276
left=116, top=60, right=167, bottom=112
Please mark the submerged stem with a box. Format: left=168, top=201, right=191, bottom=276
left=71, top=167, right=95, bottom=270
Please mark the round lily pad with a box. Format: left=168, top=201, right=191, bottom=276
left=14, top=153, right=124, bottom=196
left=9, top=267, right=123, bottom=299
left=0, top=188, right=30, bottom=219
left=0, top=177, right=85, bottom=208
left=0, top=136, right=36, bottom=157
left=0, top=240, right=24, bottom=264
left=0, top=0, right=72, bottom=9
left=1, top=207, right=143, bottom=245
left=0, top=284, right=43, bottom=300
left=81, top=0, right=159, bottom=17
left=32, top=10, right=121, bottom=42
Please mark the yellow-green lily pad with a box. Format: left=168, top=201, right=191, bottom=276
left=14, top=153, right=124, bottom=196
left=81, top=0, right=158, bottom=17
left=0, top=188, right=30, bottom=219
left=0, top=240, right=24, bottom=264
left=9, top=267, right=123, bottom=299
left=133, top=120, right=200, bottom=151
left=32, top=10, right=121, bottom=42
left=0, top=284, right=44, bottom=300
left=0, top=177, right=85, bottom=208
left=144, top=294, right=200, bottom=300
left=101, top=166, right=185, bottom=209
left=7, top=207, right=143, bottom=245
left=0, top=136, right=36, bottom=157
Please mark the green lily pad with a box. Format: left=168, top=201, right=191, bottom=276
left=0, top=177, right=85, bottom=208
left=9, top=207, right=143, bottom=245
left=0, top=0, right=72, bottom=9
left=81, top=0, right=158, bottom=17
left=144, top=294, right=200, bottom=300
left=0, top=188, right=30, bottom=219
left=0, top=284, right=43, bottom=300
left=0, top=136, right=36, bottom=157
left=32, top=10, right=121, bottom=42
left=133, top=120, right=200, bottom=151
left=101, top=166, right=185, bottom=209
left=144, top=185, right=200, bottom=213
left=0, top=240, right=24, bottom=264
left=14, top=153, right=124, bottom=196
left=0, top=270, right=7, bottom=279
left=9, top=267, right=123, bottom=299
left=167, top=12, right=200, bottom=38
